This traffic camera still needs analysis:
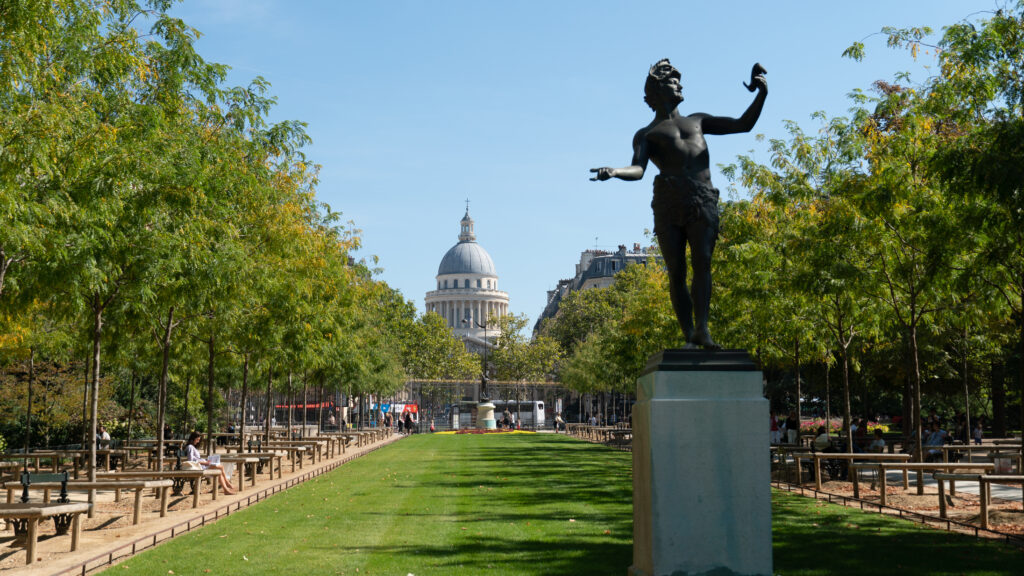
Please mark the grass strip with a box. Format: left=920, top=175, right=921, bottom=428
left=104, top=433, right=1021, bottom=575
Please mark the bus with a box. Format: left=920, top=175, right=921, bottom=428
left=490, top=400, right=545, bottom=429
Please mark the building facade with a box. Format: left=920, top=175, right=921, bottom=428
left=424, top=209, right=509, bottom=345
left=534, top=243, right=651, bottom=332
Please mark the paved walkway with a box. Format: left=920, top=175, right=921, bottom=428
left=876, top=469, right=1023, bottom=502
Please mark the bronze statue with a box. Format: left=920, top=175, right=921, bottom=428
left=591, top=59, right=767, bottom=349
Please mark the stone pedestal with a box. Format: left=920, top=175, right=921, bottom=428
left=629, top=349, right=771, bottom=576
left=477, top=402, right=497, bottom=430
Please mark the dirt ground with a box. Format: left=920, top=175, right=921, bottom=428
left=774, top=469, right=1024, bottom=537
left=0, top=434, right=401, bottom=575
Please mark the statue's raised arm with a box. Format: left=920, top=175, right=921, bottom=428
left=701, top=63, right=768, bottom=136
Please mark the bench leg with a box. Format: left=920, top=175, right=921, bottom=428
left=879, top=470, right=887, bottom=507
left=133, top=489, right=142, bottom=525
left=938, top=479, right=947, bottom=519
left=87, top=490, right=94, bottom=518
left=980, top=482, right=989, bottom=530
left=852, top=466, right=860, bottom=499
left=160, top=487, right=169, bottom=517
left=71, top=512, right=81, bottom=551
left=192, top=480, right=200, bottom=509
left=25, top=518, right=38, bottom=565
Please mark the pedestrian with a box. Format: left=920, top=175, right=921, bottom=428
left=96, top=425, right=111, bottom=449
left=973, top=419, right=983, bottom=445
left=784, top=411, right=799, bottom=445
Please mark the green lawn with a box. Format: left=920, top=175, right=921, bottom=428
left=104, top=433, right=1021, bottom=576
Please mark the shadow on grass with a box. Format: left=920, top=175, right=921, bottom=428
left=772, top=491, right=1023, bottom=576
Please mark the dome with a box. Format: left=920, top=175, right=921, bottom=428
left=438, top=241, right=496, bottom=276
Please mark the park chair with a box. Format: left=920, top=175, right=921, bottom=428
left=246, top=439, right=265, bottom=473
left=20, top=470, right=70, bottom=504
left=11, top=470, right=77, bottom=537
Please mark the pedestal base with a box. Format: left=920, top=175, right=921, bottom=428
left=477, top=402, right=497, bottom=430
left=630, top=349, right=771, bottom=576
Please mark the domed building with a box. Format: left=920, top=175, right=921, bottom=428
left=425, top=208, right=509, bottom=345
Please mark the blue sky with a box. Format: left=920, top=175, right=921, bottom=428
left=169, top=0, right=997, bottom=327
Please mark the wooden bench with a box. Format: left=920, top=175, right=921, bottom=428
left=807, top=453, right=912, bottom=491
left=934, top=473, right=1024, bottom=529
left=262, top=440, right=326, bottom=463
left=849, top=462, right=995, bottom=503
left=96, top=470, right=221, bottom=508
left=4, top=479, right=172, bottom=524
left=217, top=455, right=260, bottom=491
left=0, top=502, right=91, bottom=564
left=247, top=440, right=306, bottom=472
left=239, top=452, right=285, bottom=480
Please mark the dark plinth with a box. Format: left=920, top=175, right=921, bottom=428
left=642, top=349, right=757, bottom=375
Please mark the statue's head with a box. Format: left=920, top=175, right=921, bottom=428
left=644, top=58, right=682, bottom=111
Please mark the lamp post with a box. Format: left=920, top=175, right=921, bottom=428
left=462, top=317, right=490, bottom=401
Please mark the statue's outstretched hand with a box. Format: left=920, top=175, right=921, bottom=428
left=590, top=167, right=615, bottom=181
left=750, top=74, right=767, bottom=92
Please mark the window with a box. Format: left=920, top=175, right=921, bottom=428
left=443, top=279, right=448, bottom=289
left=437, top=281, right=441, bottom=290
left=476, top=279, right=482, bottom=288
left=464, top=279, right=470, bottom=288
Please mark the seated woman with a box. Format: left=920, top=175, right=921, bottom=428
left=184, top=432, right=236, bottom=495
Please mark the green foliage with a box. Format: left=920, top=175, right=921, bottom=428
left=0, top=1, right=436, bottom=450
left=490, top=314, right=561, bottom=382
left=546, top=262, right=682, bottom=393
left=403, top=312, right=478, bottom=380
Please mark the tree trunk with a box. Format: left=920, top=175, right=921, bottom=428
left=81, top=355, right=90, bottom=451
left=794, top=338, right=801, bottom=437
left=88, top=300, right=103, bottom=482
left=992, top=361, right=1007, bottom=437
left=237, top=355, right=249, bottom=453
left=25, top=348, right=34, bottom=453
left=841, top=345, right=852, bottom=453
left=287, top=372, right=294, bottom=440
left=155, top=306, right=174, bottom=473
left=127, top=371, right=137, bottom=446
left=206, top=334, right=216, bottom=454
left=302, top=372, right=308, bottom=432
left=1018, top=305, right=1023, bottom=463
left=264, top=367, right=273, bottom=443
left=909, top=323, right=925, bottom=494
left=825, top=359, right=831, bottom=436
left=963, top=326, right=971, bottom=446
left=182, top=377, right=191, bottom=433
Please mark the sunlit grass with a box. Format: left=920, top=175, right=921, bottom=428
left=104, top=434, right=1022, bottom=575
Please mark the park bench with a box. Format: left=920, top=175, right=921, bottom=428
left=239, top=451, right=284, bottom=480
left=261, top=439, right=327, bottom=463
left=0, top=501, right=91, bottom=564
left=848, top=461, right=995, bottom=503
left=217, top=455, right=260, bottom=492
left=0, top=471, right=91, bottom=564
left=4, top=478, right=172, bottom=524
left=806, top=453, right=912, bottom=491
left=248, top=439, right=298, bottom=474
left=96, top=470, right=221, bottom=509
left=934, top=473, right=1024, bottom=529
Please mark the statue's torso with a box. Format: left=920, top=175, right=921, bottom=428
left=644, top=114, right=712, bottom=182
